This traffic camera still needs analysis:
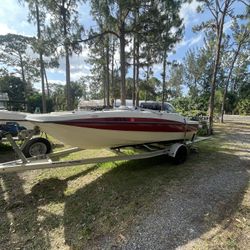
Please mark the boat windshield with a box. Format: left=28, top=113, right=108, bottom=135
left=164, top=103, right=176, bottom=113
left=139, top=102, right=176, bottom=113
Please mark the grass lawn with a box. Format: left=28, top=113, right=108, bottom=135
left=0, top=120, right=249, bottom=249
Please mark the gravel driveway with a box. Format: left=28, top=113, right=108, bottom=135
left=0, top=116, right=249, bottom=250
left=100, top=116, right=250, bottom=250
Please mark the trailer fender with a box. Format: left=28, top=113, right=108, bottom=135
left=168, top=143, right=188, bottom=164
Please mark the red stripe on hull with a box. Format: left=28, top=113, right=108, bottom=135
left=53, top=117, right=198, bottom=133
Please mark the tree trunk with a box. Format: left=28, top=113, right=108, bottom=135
left=221, top=44, right=242, bottom=123
left=101, top=39, right=107, bottom=106
left=19, top=53, right=26, bottom=87
left=111, top=38, right=115, bottom=104
left=19, top=53, right=27, bottom=110
left=65, top=46, right=71, bottom=110
left=44, top=68, right=50, bottom=98
left=62, top=1, right=71, bottom=111
left=135, top=37, right=140, bottom=107
left=208, top=1, right=229, bottom=134
left=145, top=65, right=150, bottom=101
left=39, top=53, right=46, bottom=112
left=132, top=35, right=136, bottom=106
left=132, top=8, right=138, bottom=107
left=161, top=50, right=167, bottom=110
left=36, top=3, right=46, bottom=113
left=106, top=36, right=110, bottom=106
left=208, top=51, right=220, bottom=133
left=120, top=22, right=126, bottom=106
left=103, top=66, right=106, bottom=106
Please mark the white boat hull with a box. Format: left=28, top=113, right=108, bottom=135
left=27, top=110, right=199, bottom=149
left=0, top=110, right=33, bottom=129
left=33, top=122, right=196, bottom=149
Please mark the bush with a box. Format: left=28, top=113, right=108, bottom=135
left=197, top=120, right=209, bottom=136
left=236, top=99, right=250, bottom=115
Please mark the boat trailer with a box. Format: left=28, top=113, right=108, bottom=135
left=0, top=134, right=208, bottom=174
left=0, top=127, right=52, bottom=158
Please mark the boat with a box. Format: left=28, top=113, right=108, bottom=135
left=0, top=109, right=34, bottom=129
left=0, top=109, right=27, bottom=121
left=26, top=105, right=199, bottom=149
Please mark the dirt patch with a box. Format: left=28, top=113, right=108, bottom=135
left=0, top=116, right=249, bottom=249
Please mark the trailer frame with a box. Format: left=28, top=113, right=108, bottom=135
left=0, top=134, right=209, bottom=174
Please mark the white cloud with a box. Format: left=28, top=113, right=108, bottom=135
left=176, top=34, right=203, bottom=50
left=47, top=50, right=92, bottom=82
left=180, top=0, right=200, bottom=26
left=189, top=34, right=203, bottom=46
left=152, top=63, right=162, bottom=76
left=0, top=23, right=16, bottom=35
left=224, top=20, right=232, bottom=32
left=48, top=80, right=65, bottom=85
left=0, top=0, right=35, bottom=36
left=0, top=0, right=94, bottom=86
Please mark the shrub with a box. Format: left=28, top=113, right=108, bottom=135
left=197, top=120, right=209, bottom=136
left=236, top=99, right=250, bottom=115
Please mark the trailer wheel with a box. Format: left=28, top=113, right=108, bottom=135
left=22, top=137, right=52, bottom=157
left=173, top=145, right=187, bottom=164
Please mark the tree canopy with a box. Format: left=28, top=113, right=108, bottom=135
left=0, top=0, right=248, bottom=121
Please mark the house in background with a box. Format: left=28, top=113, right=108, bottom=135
left=0, top=93, right=9, bottom=110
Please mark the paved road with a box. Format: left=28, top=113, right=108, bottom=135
left=224, top=114, right=250, bottom=123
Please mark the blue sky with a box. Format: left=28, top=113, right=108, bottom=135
left=0, top=0, right=245, bottom=91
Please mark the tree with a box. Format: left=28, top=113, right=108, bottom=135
left=183, top=48, right=209, bottom=98
left=27, top=91, right=53, bottom=113
left=232, top=52, right=250, bottom=97
left=87, top=2, right=115, bottom=106
left=89, top=0, right=136, bottom=105
left=50, top=83, right=66, bottom=111
left=139, top=77, right=161, bottom=101
left=195, top=0, right=238, bottom=134
left=21, top=0, right=48, bottom=112
left=89, top=0, right=185, bottom=107
left=182, top=38, right=216, bottom=110
left=45, top=0, right=84, bottom=110
left=131, top=3, right=159, bottom=106
left=0, top=34, right=38, bottom=102
left=155, top=1, right=183, bottom=109
left=236, top=98, right=250, bottom=115
left=70, top=81, right=87, bottom=108
left=0, top=75, right=26, bottom=110
left=86, top=34, right=107, bottom=102
left=168, top=63, right=184, bottom=98
left=220, top=18, right=250, bottom=122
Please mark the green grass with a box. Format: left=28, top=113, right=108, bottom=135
left=0, top=142, right=12, bottom=151
left=0, top=121, right=249, bottom=249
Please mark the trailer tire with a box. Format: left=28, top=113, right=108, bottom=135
left=22, top=137, right=52, bottom=157
left=173, top=145, right=187, bottom=164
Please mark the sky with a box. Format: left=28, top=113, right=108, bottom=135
left=0, top=0, right=246, bottom=92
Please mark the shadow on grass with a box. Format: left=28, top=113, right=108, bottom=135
left=0, top=149, right=249, bottom=249
left=0, top=164, right=98, bottom=249
left=0, top=143, right=15, bottom=163
left=0, top=173, right=55, bottom=249
left=0, top=143, right=13, bottom=152
left=62, top=152, right=249, bottom=249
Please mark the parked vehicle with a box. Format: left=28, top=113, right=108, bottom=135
left=0, top=122, right=27, bottom=137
